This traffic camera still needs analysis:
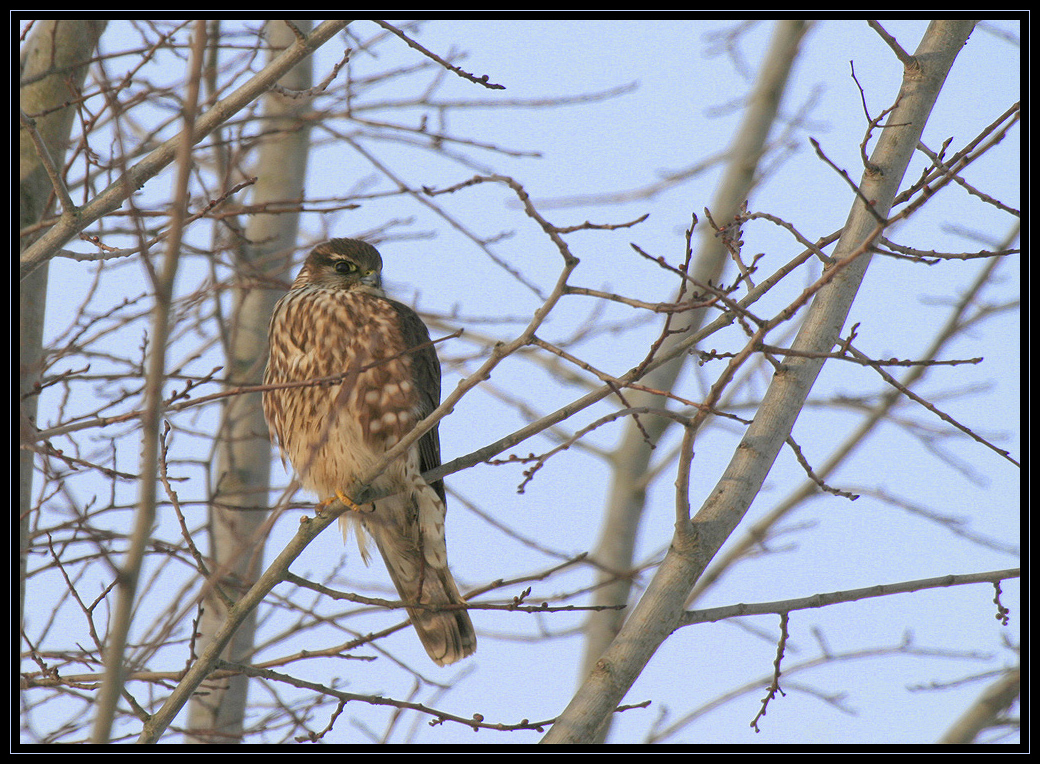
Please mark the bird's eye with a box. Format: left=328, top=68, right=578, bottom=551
left=334, top=260, right=358, bottom=275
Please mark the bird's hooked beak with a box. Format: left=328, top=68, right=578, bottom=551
left=360, top=269, right=382, bottom=289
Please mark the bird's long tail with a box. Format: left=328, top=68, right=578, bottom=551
left=359, top=500, right=477, bottom=666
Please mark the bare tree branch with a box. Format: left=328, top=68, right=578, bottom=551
left=19, top=19, right=351, bottom=280
left=542, top=19, right=981, bottom=744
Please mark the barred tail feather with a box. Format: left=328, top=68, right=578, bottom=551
left=365, top=503, right=476, bottom=666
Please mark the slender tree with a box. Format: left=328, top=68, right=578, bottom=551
left=19, top=16, right=106, bottom=641
left=185, top=19, right=315, bottom=743
left=578, top=21, right=808, bottom=742
left=544, top=19, right=982, bottom=744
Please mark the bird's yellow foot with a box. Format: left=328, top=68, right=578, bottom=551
left=317, top=489, right=365, bottom=516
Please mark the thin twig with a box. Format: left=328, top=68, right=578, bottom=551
left=372, top=20, right=505, bottom=90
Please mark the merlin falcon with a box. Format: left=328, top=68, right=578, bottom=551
left=263, top=238, right=476, bottom=666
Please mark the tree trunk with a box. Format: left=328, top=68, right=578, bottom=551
left=548, top=19, right=978, bottom=744
left=19, top=15, right=106, bottom=658
left=185, top=19, right=315, bottom=744
left=577, top=19, right=807, bottom=743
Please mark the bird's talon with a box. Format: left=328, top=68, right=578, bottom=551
left=317, top=490, right=365, bottom=514
left=337, top=489, right=365, bottom=512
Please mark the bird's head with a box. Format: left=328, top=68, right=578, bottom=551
left=293, top=238, right=384, bottom=294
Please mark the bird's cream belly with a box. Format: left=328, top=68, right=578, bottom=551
left=289, top=405, right=412, bottom=501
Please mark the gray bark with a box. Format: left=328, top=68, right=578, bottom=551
left=185, top=19, right=316, bottom=744
left=578, top=19, right=808, bottom=743
left=546, top=19, right=978, bottom=744
left=19, top=15, right=107, bottom=659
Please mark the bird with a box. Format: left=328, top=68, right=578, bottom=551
left=263, top=238, right=476, bottom=666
